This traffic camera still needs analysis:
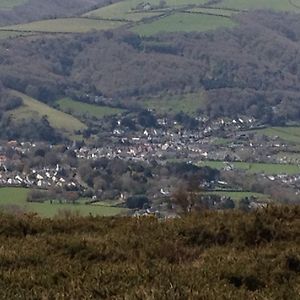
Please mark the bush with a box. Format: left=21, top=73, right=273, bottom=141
left=0, top=206, right=297, bottom=298
left=27, top=189, right=49, bottom=203
left=126, top=195, right=149, bottom=209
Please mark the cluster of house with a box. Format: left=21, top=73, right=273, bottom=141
left=0, top=112, right=298, bottom=211
left=74, top=114, right=290, bottom=167
left=264, top=173, right=300, bottom=189
left=0, top=163, right=79, bottom=190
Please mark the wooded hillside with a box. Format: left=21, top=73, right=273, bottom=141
left=1, top=11, right=300, bottom=124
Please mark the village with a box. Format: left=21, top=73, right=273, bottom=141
left=0, top=109, right=299, bottom=216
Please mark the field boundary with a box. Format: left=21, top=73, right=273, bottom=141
left=288, top=0, right=300, bottom=9
left=181, top=10, right=232, bottom=18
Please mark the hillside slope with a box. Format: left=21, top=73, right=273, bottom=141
left=8, top=91, right=86, bottom=139
left=0, top=0, right=122, bottom=26
left=1, top=11, right=300, bottom=123
left=0, top=206, right=298, bottom=299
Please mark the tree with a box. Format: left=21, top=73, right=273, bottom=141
left=126, top=195, right=149, bottom=209
left=220, top=197, right=235, bottom=210
left=239, top=197, right=251, bottom=212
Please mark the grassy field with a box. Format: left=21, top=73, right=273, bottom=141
left=132, top=13, right=235, bottom=36
left=9, top=91, right=86, bottom=138
left=254, top=127, right=300, bottom=144
left=57, top=98, right=125, bottom=119
left=142, top=92, right=205, bottom=115
left=198, top=160, right=300, bottom=175
left=84, top=0, right=207, bottom=21
left=216, top=0, right=300, bottom=12
left=84, top=0, right=160, bottom=21
left=1, top=18, right=125, bottom=33
left=0, top=0, right=26, bottom=9
left=84, top=3, right=162, bottom=22
left=0, top=187, right=125, bottom=217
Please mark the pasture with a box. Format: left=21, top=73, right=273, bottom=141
left=0, top=187, right=125, bottom=217
left=198, top=160, right=300, bottom=175
left=132, top=13, right=235, bottom=36
left=9, top=91, right=86, bottom=138
left=254, top=127, right=300, bottom=144
left=1, top=18, right=125, bottom=33
left=142, top=92, right=205, bottom=116
left=83, top=0, right=207, bottom=21
left=216, top=0, right=300, bottom=12
left=84, top=2, right=162, bottom=22
left=57, top=98, right=125, bottom=119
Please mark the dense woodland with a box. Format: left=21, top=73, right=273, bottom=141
left=0, top=206, right=298, bottom=299
left=1, top=11, right=300, bottom=128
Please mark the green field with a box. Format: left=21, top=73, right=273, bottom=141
left=84, top=0, right=207, bottom=21
left=254, top=127, right=300, bottom=144
left=0, top=0, right=26, bottom=9
left=1, top=18, right=125, bottom=33
left=132, top=13, right=235, bottom=36
left=142, top=92, right=205, bottom=115
left=9, top=91, right=86, bottom=138
left=216, top=0, right=300, bottom=12
left=57, top=98, right=125, bottom=119
left=85, top=3, right=162, bottom=22
left=0, top=187, right=125, bottom=217
left=198, top=160, right=300, bottom=175
left=84, top=0, right=160, bottom=21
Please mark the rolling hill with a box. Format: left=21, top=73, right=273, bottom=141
left=0, top=1, right=300, bottom=140
left=1, top=10, right=300, bottom=125
left=1, top=0, right=300, bottom=36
